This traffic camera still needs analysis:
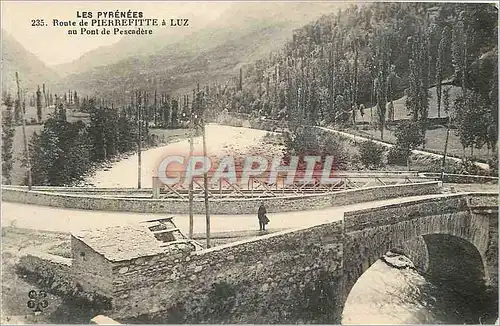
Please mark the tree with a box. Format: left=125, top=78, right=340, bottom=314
left=359, top=141, right=386, bottom=168
left=14, top=97, right=21, bottom=124
left=371, top=27, right=392, bottom=140
left=405, top=31, right=431, bottom=144
left=393, top=119, right=425, bottom=169
left=171, top=98, right=179, bottom=128
left=2, top=93, right=15, bottom=184
left=435, top=26, right=451, bottom=118
left=29, top=117, right=92, bottom=185
left=74, top=91, right=80, bottom=111
left=453, top=90, right=490, bottom=156
left=57, top=103, right=67, bottom=122
left=36, top=85, right=42, bottom=123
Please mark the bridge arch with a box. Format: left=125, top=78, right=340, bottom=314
left=340, top=194, right=496, bottom=323
left=341, top=233, right=488, bottom=324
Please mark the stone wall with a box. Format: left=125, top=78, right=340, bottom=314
left=71, top=237, right=114, bottom=297
left=1, top=181, right=441, bottom=214
left=341, top=193, right=497, bottom=302
left=484, top=210, right=498, bottom=288
left=18, top=250, right=114, bottom=311
left=18, top=252, right=73, bottom=293
left=2, top=185, right=152, bottom=196
left=110, top=222, right=345, bottom=324
left=399, top=236, right=429, bottom=272
left=16, top=192, right=496, bottom=324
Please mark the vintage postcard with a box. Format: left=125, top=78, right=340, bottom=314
left=1, top=1, right=498, bottom=324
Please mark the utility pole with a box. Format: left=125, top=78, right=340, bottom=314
left=200, top=85, right=211, bottom=248
left=441, top=115, right=451, bottom=181
left=188, top=91, right=194, bottom=239
left=137, top=91, right=142, bottom=189
left=154, top=89, right=157, bottom=127
left=16, top=72, right=32, bottom=190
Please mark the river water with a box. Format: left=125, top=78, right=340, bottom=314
left=342, top=258, right=498, bottom=325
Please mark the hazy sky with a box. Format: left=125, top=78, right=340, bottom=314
left=1, top=1, right=229, bottom=66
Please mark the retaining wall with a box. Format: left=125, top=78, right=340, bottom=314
left=18, top=251, right=114, bottom=309
left=2, top=181, right=441, bottom=214
left=112, top=221, right=345, bottom=324
left=18, top=252, right=73, bottom=292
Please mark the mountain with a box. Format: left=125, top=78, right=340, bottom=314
left=51, top=2, right=348, bottom=100
left=53, top=3, right=231, bottom=77
left=1, top=30, right=59, bottom=94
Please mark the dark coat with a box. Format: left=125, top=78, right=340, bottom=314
left=258, top=204, right=267, bottom=219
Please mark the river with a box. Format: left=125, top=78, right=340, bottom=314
left=342, top=257, right=498, bottom=325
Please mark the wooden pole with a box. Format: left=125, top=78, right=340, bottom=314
left=137, top=91, right=142, bottom=189
left=200, top=86, right=211, bottom=248
left=202, top=120, right=210, bottom=248
left=154, top=89, right=157, bottom=127
left=16, top=72, right=32, bottom=190
left=188, top=93, right=194, bottom=239
left=441, top=117, right=451, bottom=181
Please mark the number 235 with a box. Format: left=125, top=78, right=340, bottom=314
left=31, top=19, right=45, bottom=26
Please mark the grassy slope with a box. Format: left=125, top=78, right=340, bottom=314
left=350, top=85, right=494, bottom=161
left=354, top=85, right=463, bottom=123
left=353, top=127, right=491, bottom=161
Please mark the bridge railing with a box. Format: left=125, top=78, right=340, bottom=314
left=151, top=172, right=434, bottom=199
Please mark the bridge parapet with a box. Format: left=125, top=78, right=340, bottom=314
left=1, top=181, right=442, bottom=214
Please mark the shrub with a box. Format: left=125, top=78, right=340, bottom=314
left=458, top=157, right=482, bottom=175
left=488, top=155, right=498, bottom=177
left=394, top=120, right=425, bottom=150
left=284, top=127, right=349, bottom=170
left=358, top=141, right=386, bottom=168
left=387, top=146, right=411, bottom=166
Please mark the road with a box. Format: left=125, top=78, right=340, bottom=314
left=316, top=126, right=490, bottom=170
left=2, top=194, right=448, bottom=235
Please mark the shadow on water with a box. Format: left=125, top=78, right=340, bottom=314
left=422, top=234, right=498, bottom=324
left=343, top=234, right=498, bottom=325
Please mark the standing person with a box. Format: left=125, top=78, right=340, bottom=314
left=257, top=202, right=267, bottom=231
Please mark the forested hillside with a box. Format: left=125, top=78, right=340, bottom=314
left=204, top=2, right=497, bottom=158
left=52, top=2, right=346, bottom=100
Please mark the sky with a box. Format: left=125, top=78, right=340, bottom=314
left=1, top=1, right=229, bottom=66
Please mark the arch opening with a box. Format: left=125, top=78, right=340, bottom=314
left=342, top=234, right=497, bottom=324
left=422, top=234, right=498, bottom=324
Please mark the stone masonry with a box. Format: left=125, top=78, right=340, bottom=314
left=19, top=192, right=498, bottom=324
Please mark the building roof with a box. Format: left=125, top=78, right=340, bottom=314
left=72, top=224, right=169, bottom=262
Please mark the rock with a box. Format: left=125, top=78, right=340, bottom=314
left=261, top=283, right=269, bottom=292
left=194, top=265, right=203, bottom=273
left=382, top=253, right=415, bottom=270
left=118, top=267, right=129, bottom=274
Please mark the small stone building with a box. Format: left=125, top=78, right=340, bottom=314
left=70, top=217, right=202, bottom=298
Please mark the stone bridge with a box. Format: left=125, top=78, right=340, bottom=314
left=19, top=192, right=498, bottom=324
